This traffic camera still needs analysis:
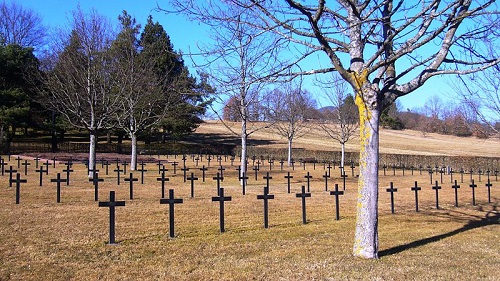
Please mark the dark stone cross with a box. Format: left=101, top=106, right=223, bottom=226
left=402, top=164, right=406, bottom=176
left=383, top=164, right=387, bottom=176
left=460, top=168, right=465, bottom=183
left=187, top=172, right=199, bottom=198
left=98, top=191, right=126, bottom=245
left=449, top=167, right=454, bottom=183
left=326, top=163, right=332, bottom=177
left=323, top=171, right=329, bottom=191
left=386, top=182, right=398, bottom=214
left=42, top=160, right=50, bottom=175
left=290, top=159, right=295, bottom=170
left=171, top=161, right=179, bottom=174
left=469, top=169, right=474, bottom=182
left=301, top=159, right=306, bottom=170
left=181, top=166, right=190, bottom=182
left=429, top=169, right=433, bottom=184
left=284, top=172, right=293, bottom=194
left=217, top=156, right=223, bottom=166
left=121, top=162, right=128, bottom=174
left=157, top=161, right=164, bottom=174
left=469, top=179, right=477, bottom=206
left=330, top=184, right=344, bottom=221
left=11, top=173, right=26, bottom=204
left=218, top=166, right=225, bottom=180
left=212, top=172, right=223, bottom=196
left=21, top=160, right=31, bottom=175
left=195, top=157, right=199, bottom=167
left=63, top=165, right=73, bottom=186
left=239, top=172, right=249, bottom=195
left=269, top=159, right=274, bottom=171
left=341, top=170, right=348, bottom=191
left=137, top=162, right=148, bottom=184
left=160, top=189, right=183, bottom=238
left=263, top=172, right=272, bottom=190
left=199, top=165, right=208, bottom=182
left=35, top=166, right=46, bottom=186
left=124, top=173, right=138, bottom=200
left=52, top=156, right=57, bottom=168
left=494, top=169, right=498, bottom=181
left=304, top=172, right=313, bottom=192
left=257, top=186, right=275, bottom=229
left=102, top=161, right=110, bottom=175
left=0, top=158, right=6, bottom=176
left=280, top=159, right=284, bottom=171
left=452, top=180, right=460, bottom=207
left=419, top=164, right=423, bottom=175
left=89, top=172, right=104, bottom=201
left=411, top=181, right=421, bottom=212
left=15, top=156, right=22, bottom=168
left=410, top=165, right=415, bottom=175
left=207, top=155, right=212, bottom=167
left=485, top=179, right=493, bottom=203
left=432, top=181, right=442, bottom=209
left=253, top=165, right=259, bottom=181
left=51, top=173, right=67, bottom=203
left=7, top=166, right=18, bottom=187
left=478, top=169, right=483, bottom=182
left=212, top=188, right=232, bottom=233
left=439, top=168, right=445, bottom=184
left=295, top=185, right=311, bottom=224
left=34, top=157, right=40, bottom=168
left=114, top=165, right=123, bottom=185
left=391, top=164, right=396, bottom=176
left=156, top=171, right=169, bottom=198
left=351, top=161, right=356, bottom=177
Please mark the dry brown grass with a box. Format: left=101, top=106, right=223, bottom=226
left=0, top=154, right=498, bottom=280
left=196, top=120, right=500, bottom=157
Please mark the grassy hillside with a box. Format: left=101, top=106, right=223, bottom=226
left=195, top=120, right=500, bottom=158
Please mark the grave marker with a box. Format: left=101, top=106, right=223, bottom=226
left=188, top=173, right=199, bottom=198
left=160, top=189, right=183, bottom=238
left=451, top=180, right=460, bottom=207
left=63, top=166, right=73, bottom=186
left=411, top=181, right=421, bottom=212
left=98, top=191, right=125, bottom=244
left=295, top=186, right=311, bottom=224
left=124, top=173, right=138, bottom=200
left=284, top=172, right=293, bottom=194
left=212, top=188, right=232, bottom=232
left=386, top=182, right=398, bottom=214
left=89, top=172, right=104, bottom=201
left=199, top=165, right=208, bottom=182
left=218, top=166, right=225, bottom=180
left=469, top=179, right=477, bottom=206
left=330, top=184, right=344, bottom=220
left=323, top=171, right=329, bottom=191
left=432, top=181, right=441, bottom=209
left=253, top=166, right=259, bottom=181
left=0, top=158, right=6, bottom=175
left=181, top=166, right=189, bottom=182
left=172, top=161, right=179, bottom=174
left=156, top=171, right=169, bottom=198
left=239, top=172, right=249, bottom=195
left=35, top=166, right=46, bottom=186
left=7, top=166, right=17, bottom=187
left=51, top=173, right=67, bottom=203
left=137, top=162, right=148, bottom=184
left=304, top=172, right=313, bottom=192
left=212, top=172, right=223, bottom=196
left=485, top=179, right=492, bottom=203
left=11, top=173, right=26, bottom=204
left=257, top=186, right=274, bottom=229
left=21, top=160, right=30, bottom=175
left=15, top=156, right=21, bottom=168
left=114, top=165, right=123, bottom=185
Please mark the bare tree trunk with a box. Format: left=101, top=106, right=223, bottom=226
left=353, top=93, right=380, bottom=259
left=240, top=119, right=247, bottom=184
left=341, top=141, right=345, bottom=169
left=287, top=138, right=293, bottom=166
left=130, top=133, right=137, bottom=171
left=88, top=132, right=97, bottom=178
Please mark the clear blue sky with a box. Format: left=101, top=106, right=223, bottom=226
left=16, top=0, right=453, bottom=112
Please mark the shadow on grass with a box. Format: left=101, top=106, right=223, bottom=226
left=379, top=204, right=499, bottom=257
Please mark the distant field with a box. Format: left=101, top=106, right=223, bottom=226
left=195, top=120, right=500, bottom=158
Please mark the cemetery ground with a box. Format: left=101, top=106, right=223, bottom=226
left=0, top=153, right=498, bottom=280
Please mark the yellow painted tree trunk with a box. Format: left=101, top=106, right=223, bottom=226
left=353, top=88, right=381, bottom=259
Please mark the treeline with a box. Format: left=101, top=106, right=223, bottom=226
left=0, top=3, right=213, bottom=157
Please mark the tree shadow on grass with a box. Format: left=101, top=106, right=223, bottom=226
left=379, top=204, right=499, bottom=257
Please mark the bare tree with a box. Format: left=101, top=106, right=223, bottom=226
left=0, top=0, right=46, bottom=49
left=41, top=8, right=118, bottom=177
left=266, top=83, right=316, bottom=165
left=319, top=76, right=358, bottom=170
left=167, top=2, right=287, bottom=182
left=167, top=0, right=500, bottom=259
left=111, top=12, right=170, bottom=170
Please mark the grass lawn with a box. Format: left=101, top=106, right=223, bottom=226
left=0, top=154, right=498, bottom=280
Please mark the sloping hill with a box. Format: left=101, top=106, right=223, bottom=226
left=195, top=120, right=500, bottom=158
